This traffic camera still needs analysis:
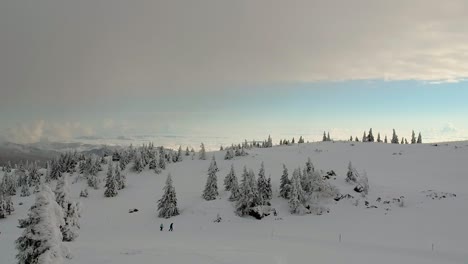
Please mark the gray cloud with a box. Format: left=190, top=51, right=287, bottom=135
left=1, top=0, right=468, bottom=109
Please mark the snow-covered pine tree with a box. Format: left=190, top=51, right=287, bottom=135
left=404, top=138, right=408, bottom=144
left=158, top=149, right=166, bottom=170
left=202, top=156, right=219, bottom=201
left=15, top=185, right=67, bottom=264
left=346, top=161, right=358, bottom=183
left=176, top=146, right=183, bottom=162
left=224, top=164, right=236, bottom=191
left=267, top=135, right=273, bottom=147
left=28, top=163, right=41, bottom=188
left=257, top=162, right=270, bottom=205
left=401, top=137, right=404, bottom=144
left=362, top=131, right=367, bottom=142
left=235, top=166, right=256, bottom=216
left=327, top=132, right=331, bottom=141
left=55, top=174, right=81, bottom=241
left=5, top=195, right=14, bottom=215
left=80, top=189, right=88, bottom=198
left=185, top=146, right=190, bottom=156
left=355, top=137, right=359, bottom=142
left=391, top=129, right=399, bottom=144
left=384, top=135, right=388, bottom=143
left=289, top=169, right=305, bottom=214
left=228, top=170, right=240, bottom=201
left=149, top=158, right=157, bottom=170
left=199, top=143, right=206, bottom=160
left=367, top=128, right=374, bottom=142
left=115, top=164, right=126, bottom=190
left=349, top=136, right=353, bottom=141
left=157, top=173, right=179, bottom=218
left=417, top=132, right=422, bottom=144
left=20, top=184, right=30, bottom=197
left=411, top=130, right=416, bottom=144
left=323, top=131, right=327, bottom=142
left=0, top=195, right=6, bottom=218
left=266, top=176, right=272, bottom=201
left=224, top=149, right=234, bottom=160
left=377, top=133, right=382, bottom=143
left=104, top=162, right=118, bottom=197
left=133, top=152, right=144, bottom=173
left=279, top=164, right=291, bottom=199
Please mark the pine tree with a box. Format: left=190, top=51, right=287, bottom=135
left=5, top=195, right=14, bottom=215
left=289, top=169, right=305, bottom=214
left=199, top=143, right=206, bottom=160
left=224, top=164, right=236, bottom=191
left=401, top=137, right=404, bottom=144
left=279, top=164, right=291, bottom=199
left=228, top=174, right=240, bottom=201
left=0, top=195, right=6, bottom=218
left=185, top=147, right=190, bottom=156
left=115, top=165, right=126, bottom=190
left=157, top=173, right=179, bottom=218
left=349, top=136, right=353, bottom=141
left=411, top=130, right=416, bottom=144
left=267, top=135, right=273, bottom=147
left=327, top=132, right=331, bottom=141
left=149, top=158, right=157, bottom=170
left=346, top=161, right=358, bottom=183
left=20, top=184, right=30, bottom=197
left=133, top=152, right=144, bottom=173
left=355, top=136, right=359, bottom=142
left=384, top=135, right=388, bottom=143
left=323, top=131, right=327, bottom=142
left=235, top=166, right=260, bottom=216
left=417, top=132, right=422, bottom=143
left=176, top=146, right=183, bottom=162
left=377, top=133, right=382, bottom=143
left=158, top=149, right=166, bottom=170
left=15, top=185, right=67, bottom=264
left=404, top=138, right=408, bottom=144
left=224, top=149, right=234, bottom=160
left=362, top=131, right=367, bottom=142
left=202, top=156, right=219, bottom=201
left=368, top=128, right=374, bottom=142
left=55, top=174, right=81, bottom=241
left=391, top=129, right=399, bottom=144
left=104, top=163, right=118, bottom=197
left=257, top=162, right=270, bottom=205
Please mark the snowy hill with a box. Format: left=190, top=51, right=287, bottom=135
left=1, top=141, right=467, bottom=263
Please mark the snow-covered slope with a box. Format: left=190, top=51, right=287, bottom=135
left=1, top=141, right=467, bottom=263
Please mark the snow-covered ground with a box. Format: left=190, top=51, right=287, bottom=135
left=1, top=141, right=468, bottom=263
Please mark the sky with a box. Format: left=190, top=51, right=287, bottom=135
left=1, top=0, right=468, bottom=149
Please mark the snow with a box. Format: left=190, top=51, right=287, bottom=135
left=1, top=141, right=468, bottom=263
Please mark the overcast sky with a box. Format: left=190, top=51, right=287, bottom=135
left=1, top=0, right=468, bottom=147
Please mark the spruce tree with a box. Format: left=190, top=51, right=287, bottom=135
left=257, top=162, right=270, bottom=205
left=349, top=136, right=353, bottom=141
left=289, top=170, right=305, bottom=214
left=104, top=163, right=118, bottom=197
left=377, top=133, right=381, bottom=143
left=224, top=149, right=234, bottom=160
left=401, top=137, right=404, bottom=144
left=224, top=164, right=236, bottom=191
left=384, top=135, right=388, bottom=143
left=176, top=146, right=183, bottom=162
left=0, top=195, right=6, bottom=218
left=199, top=143, right=206, bottom=160
left=417, top=132, right=422, bottom=144
left=5, top=195, right=14, bottom=215
left=267, top=135, right=273, bottom=147
left=149, top=158, right=157, bottom=170
left=158, top=150, right=166, bottom=170
left=228, top=173, right=240, bottom=201
left=157, top=173, right=179, bottom=218
left=20, top=184, right=30, bottom=197
left=355, top=136, right=359, bottom=142
left=115, top=165, right=126, bottom=190
left=346, top=161, right=358, bottom=183
left=391, top=129, right=399, bottom=144
left=202, top=156, right=219, bottom=201
left=411, top=130, right=416, bottom=144
left=362, top=131, right=367, bottom=142
left=327, top=132, right=331, bottom=141
left=185, top=146, right=190, bottom=156
left=55, top=174, right=81, bottom=241
left=133, top=152, right=144, bottom=173
left=15, top=185, right=67, bottom=264
left=235, top=166, right=257, bottom=216
left=323, top=131, right=327, bottom=142
left=368, top=128, right=374, bottom=142
left=279, top=164, right=291, bottom=199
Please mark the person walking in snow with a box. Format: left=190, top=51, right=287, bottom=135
left=160, top=223, right=163, bottom=231
left=169, top=223, right=173, bottom=231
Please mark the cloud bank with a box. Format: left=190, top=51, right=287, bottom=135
left=1, top=0, right=468, bottom=107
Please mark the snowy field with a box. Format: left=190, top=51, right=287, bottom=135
left=1, top=141, right=468, bottom=263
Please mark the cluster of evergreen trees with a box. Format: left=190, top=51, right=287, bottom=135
left=279, top=158, right=338, bottom=214
left=350, top=128, right=422, bottom=144
left=322, top=132, right=332, bottom=142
